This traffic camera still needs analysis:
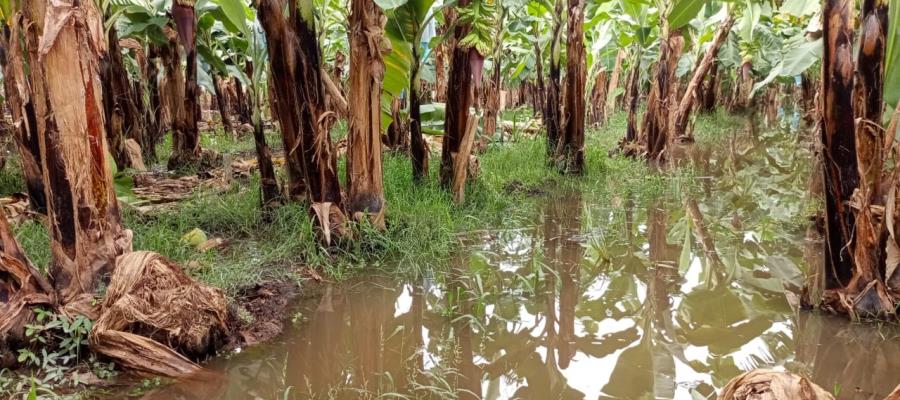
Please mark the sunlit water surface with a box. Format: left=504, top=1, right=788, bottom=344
left=126, top=114, right=900, bottom=399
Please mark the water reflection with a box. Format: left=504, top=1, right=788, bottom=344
left=132, top=124, right=900, bottom=399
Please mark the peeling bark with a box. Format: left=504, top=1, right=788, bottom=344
left=385, top=96, right=408, bottom=150
left=544, top=0, right=564, bottom=162
left=346, top=0, right=387, bottom=227
left=257, top=0, right=308, bottom=200
left=212, top=74, right=234, bottom=136
left=588, top=71, right=608, bottom=126
left=101, top=27, right=147, bottom=170
left=440, top=1, right=482, bottom=189
left=700, top=63, right=719, bottom=113
left=0, top=19, right=46, bottom=214
left=606, top=49, right=626, bottom=116
left=26, top=0, right=131, bottom=305
left=820, top=0, right=858, bottom=289
left=671, top=16, right=735, bottom=140
left=556, top=0, right=586, bottom=174
left=640, top=28, right=684, bottom=162
left=168, top=1, right=202, bottom=170
left=622, top=49, right=642, bottom=151
left=409, top=44, right=428, bottom=181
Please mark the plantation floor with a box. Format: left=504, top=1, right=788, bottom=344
left=8, top=109, right=900, bottom=398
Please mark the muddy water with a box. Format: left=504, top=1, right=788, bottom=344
left=142, top=122, right=900, bottom=399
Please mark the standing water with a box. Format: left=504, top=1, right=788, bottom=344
left=126, top=119, right=900, bottom=399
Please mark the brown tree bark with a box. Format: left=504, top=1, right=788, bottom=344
left=257, top=0, right=308, bottom=200
left=212, top=74, right=235, bottom=136
left=846, top=0, right=888, bottom=299
left=168, top=1, right=202, bottom=170
left=483, top=10, right=505, bottom=140
left=434, top=19, right=448, bottom=103
left=544, top=1, right=564, bottom=161
left=588, top=71, right=608, bottom=126
left=101, top=27, right=148, bottom=171
left=700, top=63, right=719, bottom=113
left=640, top=28, right=684, bottom=161
left=145, top=44, right=165, bottom=162
left=531, top=21, right=546, bottom=119
left=439, top=1, right=483, bottom=192
left=671, top=16, right=735, bottom=139
left=409, top=43, right=428, bottom=181
left=557, top=0, right=586, bottom=174
left=622, top=49, right=641, bottom=149
left=25, top=0, right=131, bottom=306
left=346, top=0, right=387, bottom=227
left=0, top=20, right=46, bottom=213
left=605, top=48, right=626, bottom=115
left=820, top=0, right=859, bottom=289
left=252, top=115, right=280, bottom=213
left=234, top=76, right=251, bottom=125
left=258, top=0, right=344, bottom=236
left=385, top=96, right=408, bottom=150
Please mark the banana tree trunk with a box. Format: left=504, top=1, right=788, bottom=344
left=26, top=0, right=131, bottom=305
left=346, top=0, right=387, bottom=227
left=544, top=1, right=564, bottom=162
left=605, top=48, right=626, bottom=115
left=385, top=97, right=408, bottom=150
left=440, top=0, right=482, bottom=194
left=820, top=0, right=859, bottom=289
left=700, top=63, right=719, bottom=113
left=622, top=48, right=641, bottom=150
left=212, top=74, right=234, bottom=137
left=671, top=16, right=735, bottom=139
left=101, top=27, right=148, bottom=170
left=846, top=0, right=887, bottom=297
left=257, top=0, right=308, bottom=200
left=588, top=71, right=608, bottom=126
left=641, top=28, right=684, bottom=162
left=0, top=21, right=46, bottom=213
left=258, top=0, right=343, bottom=231
left=557, top=0, right=586, bottom=174
left=252, top=113, right=280, bottom=213
left=169, top=1, right=202, bottom=170
left=234, top=76, right=251, bottom=125
left=532, top=28, right=546, bottom=119
left=409, top=47, right=428, bottom=181
left=483, top=61, right=503, bottom=138
left=434, top=18, right=448, bottom=103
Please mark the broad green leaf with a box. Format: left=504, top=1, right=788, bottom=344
left=210, top=0, right=249, bottom=34
left=779, top=37, right=821, bottom=76
left=778, top=0, right=818, bottom=17
left=738, top=0, right=761, bottom=42
left=668, top=0, right=704, bottom=29
left=375, top=0, right=410, bottom=10
left=886, top=1, right=900, bottom=107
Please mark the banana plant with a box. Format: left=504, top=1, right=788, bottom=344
left=382, top=0, right=443, bottom=180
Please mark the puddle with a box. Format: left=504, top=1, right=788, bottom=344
left=121, top=118, right=900, bottom=399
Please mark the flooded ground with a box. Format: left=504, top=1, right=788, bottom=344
left=130, top=117, right=900, bottom=399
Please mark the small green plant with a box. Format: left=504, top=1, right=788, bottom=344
left=16, top=308, right=95, bottom=385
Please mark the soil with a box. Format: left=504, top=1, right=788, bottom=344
left=226, top=280, right=299, bottom=349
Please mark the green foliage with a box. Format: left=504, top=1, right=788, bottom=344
left=668, top=0, right=705, bottom=29
left=457, top=0, right=498, bottom=56
left=886, top=1, right=900, bottom=107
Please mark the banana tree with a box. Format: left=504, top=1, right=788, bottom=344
left=442, top=0, right=497, bottom=202
left=99, top=0, right=151, bottom=170
left=383, top=0, right=439, bottom=181
left=197, top=0, right=281, bottom=210
left=0, top=0, right=45, bottom=212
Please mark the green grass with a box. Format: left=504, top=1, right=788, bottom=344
left=0, top=108, right=746, bottom=297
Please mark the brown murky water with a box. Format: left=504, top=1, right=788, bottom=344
left=133, top=117, right=900, bottom=399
